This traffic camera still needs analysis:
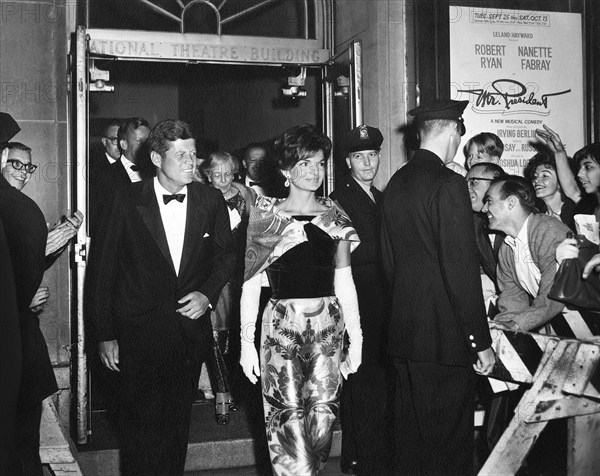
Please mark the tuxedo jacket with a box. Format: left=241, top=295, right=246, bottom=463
left=0, top=176, right=58, bottom=404
left=90, top=179, right=236, bottom=348
left=381, top=150, right=492, bottom=366
left=89, top=158, right=132, bottom=237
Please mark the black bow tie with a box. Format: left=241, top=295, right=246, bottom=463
left=130, top=164, right=140, bottom=172
left=248, top=181, right=262, bottom=187
left=163, top=193, right=185, bottom=204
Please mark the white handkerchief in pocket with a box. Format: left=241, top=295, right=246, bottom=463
left=203, top=232, right=210, bottom=238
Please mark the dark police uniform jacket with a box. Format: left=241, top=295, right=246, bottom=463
left=381, top=150, right=492, bottom=366
left=330, top=174, right=387, bottom=363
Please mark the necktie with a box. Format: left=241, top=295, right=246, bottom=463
left=163, top=193, right=185, bottom=205
left=370, top=186, right=379, bottom=203
left=130, top=164, right=140, bottom=172
left=248, top=181, right=262, bottom=187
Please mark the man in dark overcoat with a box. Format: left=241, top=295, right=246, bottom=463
left=330, top=125, right=391, bottom=475
left=0, top=136, right=58, bottom=475
left=381, top=100, right=495, bottom=475
left=90, top=119, right=235, bottom=475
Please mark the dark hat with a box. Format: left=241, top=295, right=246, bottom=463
left=0, top=112, right=20, bottom=143
left=344, top=125, right=383, bottom=154
left=408, top=100, right=469, bottom=135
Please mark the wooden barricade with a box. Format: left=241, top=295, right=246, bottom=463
left=479, top=330, right=600, bottom=475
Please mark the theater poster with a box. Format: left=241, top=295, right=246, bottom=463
left=450, top=7, right=584, bottom=175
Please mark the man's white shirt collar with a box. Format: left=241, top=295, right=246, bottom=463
left=504, top=214, right=540, bottom=298
left=153, top=177, right=187, bottom=202
left=121, top=155, right=142, bottom=183
left=153, top=177, right=187, bottom=275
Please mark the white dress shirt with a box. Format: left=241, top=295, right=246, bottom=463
left=245, top=176, right=266, bottom=196
left=121, top=155, right=142, bottom=183
left=504, top=215, right=541, bottom=298
left=154, top=177, right=187, bottom=275
left=105, top=152, right=117, bottom=165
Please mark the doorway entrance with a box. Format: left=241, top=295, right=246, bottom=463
left=71, top=26, right=363, bottom=444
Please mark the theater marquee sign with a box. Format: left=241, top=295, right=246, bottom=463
left=449, top=8, right=584, bottom=175
left=87, top=29, right=329, bottom=65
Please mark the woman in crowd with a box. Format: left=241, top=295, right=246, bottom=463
left=463, top=132, right=504, bottom=170
left=524, top=151, right=576, bottom=230
left=239, top=124, right=362, bottom=475
left=536, top=126, right=600, bottom=222
left=203, top=151, right=254, bottom=424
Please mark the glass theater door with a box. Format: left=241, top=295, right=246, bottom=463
left=323, top=40, right=363, bottom=193
left=70, top=25, right=91, bottom=445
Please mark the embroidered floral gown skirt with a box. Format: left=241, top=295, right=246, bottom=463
left=260, top=296, right=344, bottom=476
left=243, top=198, right=360, bottom=476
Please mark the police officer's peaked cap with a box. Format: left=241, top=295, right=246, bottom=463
left=344, top=125, right=384, bottom=155
left=0, top=112, right=20, bottom=143
left=408, top=100, right=469, bottom=135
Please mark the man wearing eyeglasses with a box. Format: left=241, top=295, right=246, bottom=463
left=101, top=120, right=122, bottom=165
left=0, top=142, right=36, bottom=190
left=0, top=138, right=58, bottom=476
left=466, top=162, right=506, bottom=303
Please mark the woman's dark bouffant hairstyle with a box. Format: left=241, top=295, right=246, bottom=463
left=524, top=150, right=557, bottom=183
left=274, top=124, right=332, bottom=171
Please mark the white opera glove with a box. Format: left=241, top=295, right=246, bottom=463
left=335, top=266, right=363, bottom=378
left=556, top=238, right=579, bottom=265
left=240, top=273, right=262, bottom=384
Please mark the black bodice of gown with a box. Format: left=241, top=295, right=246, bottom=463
left=266, top=221, right=337, bottom=299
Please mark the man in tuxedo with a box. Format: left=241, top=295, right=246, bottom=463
left=0, top=129, right=58, bottom=475
left=110, top=117, right=151, bottom=186
left=96, top=119, right=121, bottom=170
left=240, top=142, right=286, bottom=198
left=91, top=117, right=150, bottom=236
left=381, top=100, right=495, bottom=475
left=330, top=125, right=391, bottom=475
left=90, top=119, right=235, bottom=475
left=89, top=120, right=121, bottom=223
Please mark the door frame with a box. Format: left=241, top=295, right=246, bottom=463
left=70, top=26, right=363, bottom=444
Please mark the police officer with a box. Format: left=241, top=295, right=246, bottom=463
left=330, top=125, right=391, bottom=475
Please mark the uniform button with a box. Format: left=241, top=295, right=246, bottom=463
left=469, top=335, right=474, bottom=340
left=471, top=343, right=477, bottom=348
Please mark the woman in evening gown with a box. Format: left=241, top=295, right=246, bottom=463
left=204, top=151, right=255, bottom=424
left=239, top=124, right=363, bottom=475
